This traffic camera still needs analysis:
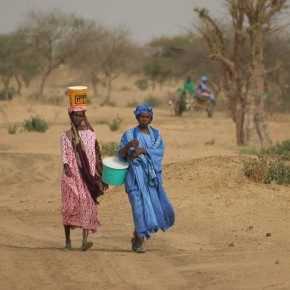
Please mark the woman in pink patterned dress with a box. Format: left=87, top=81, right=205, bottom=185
left=61, top=106, right=108, bottom=251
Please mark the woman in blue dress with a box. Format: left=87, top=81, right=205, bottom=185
left=117, top=103, right=175, bottom=253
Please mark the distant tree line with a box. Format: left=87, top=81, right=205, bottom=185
left=0, top=1, right=289, bottom=147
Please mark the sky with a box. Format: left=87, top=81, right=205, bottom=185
left=0, top=0, right=226, bottom=44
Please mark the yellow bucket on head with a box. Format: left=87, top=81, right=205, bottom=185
left=67, top=86, right=87, bottom=107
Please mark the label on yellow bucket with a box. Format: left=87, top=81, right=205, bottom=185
left=67, top=86, right=87, bottom=107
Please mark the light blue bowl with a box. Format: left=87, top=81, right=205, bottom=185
left=102, top=157, right=129, bottom=186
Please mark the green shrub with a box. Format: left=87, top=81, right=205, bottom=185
left=135, top=79, right=149, bottom=91
left=238, top=146, right=259, bottom=156
left=47, top=95, right=64, bottom=106
left=101, top=142, right=119, bottom=157
left=143, top=96, right=162, bottom=108
left=101, top=101, right=116, bottom=107
left=108, top=117, right=122, bottom=132
left=243, top=157, right=269, bottom=183
left=24, top=115, right=49, bottom=133
left=205, top=139, right=215, bottom=145
left=266, top=159, right=290, bottom=184
left=261, top=140, right=290, bottom=160
left=0, top=89, right=14, bottom=101
left=243, top=157, right=290, bottom=185
left=126, top=100, right=139, bottom=108
left=96, top=119, right=109, bottom=125
left=8, top=124, right=17, bottom=134
left=120, top=86, right=129, bottom=91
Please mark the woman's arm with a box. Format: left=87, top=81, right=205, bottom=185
left=119, top=140, right=139, bottom=158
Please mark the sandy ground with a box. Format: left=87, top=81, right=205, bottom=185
left=1, top=95, right=290, bottom=290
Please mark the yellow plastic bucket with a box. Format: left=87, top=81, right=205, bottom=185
left=67, top=86, right=87, bottom=107
left=102, top=157, right=129, bottom=186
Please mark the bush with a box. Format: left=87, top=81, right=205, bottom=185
left=126, top=100, right=139, bottom=108
left=96, top=119, right=109, bottom=125
left=47, top=95, right=64, bottom=106
left=100, top=101, right=116, bottom=107
left=261, top=139, right=290, bottom=160
left=243, top=157, right=269, bottom=183
left=101, top=142, right=119, bottom=157
left=108, top=117, right=122, bottom=132
left=205, top=139, right=215, bottom=145
left=120, top=86, right=129, bottom=91
left=0, top=89, right=14, bottom=101
left=135, top=79, right=149, bottom=91
left=143, top=96, right=162, bottom=107
left=24, top=115, right=49, bottom=133
left=243, top=157, right=290, bottom=185
left=238, top=146, right=259, bottom=156
left=8, top=124, right=17, bottom=134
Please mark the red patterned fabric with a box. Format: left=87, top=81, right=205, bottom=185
left=61, top=129, right=100, bottom=232
left=68, top=106, right=87, bottom=113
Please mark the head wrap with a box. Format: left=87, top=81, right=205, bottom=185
left=134, top=103, right=153, bottom=120
left=68, top=106, right=87, bottom=114
left=201, top=76, right=207, bottom=82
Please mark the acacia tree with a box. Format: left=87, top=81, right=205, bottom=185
left=0, top=32, right=36, bottom=99
left=0, top=33, right=21, bottom=99
left=195, top=0, right=288, bottom=147
left=144, top=36, right=194, bottom=89
left=99, top=26, right=136, bottom=105
left=69, top=23, right=140, bottom=104
left=67, top=21, right=106, bottom=98
left=19, top=10, right=91, bottom=99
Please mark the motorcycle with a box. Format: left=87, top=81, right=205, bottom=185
left=168, top=92, right=194, bottom=116
left=194, top=93, right=214, bottom=118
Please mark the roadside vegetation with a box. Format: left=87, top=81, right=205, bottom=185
left=242, top=140, right=290, bottom=185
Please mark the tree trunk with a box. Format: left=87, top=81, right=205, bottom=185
left=243, top=32, right=272, bottom=148
left=3, top=77, right=11, bottom=100
left=222, top=72, right=245, bottom=145
left=242, top=94, right=258, bottom=147
left=104, top=77, right=112, bottom=105
left=151, top=79, right=156, bottom=91
left=255, top=97, right=272, bottom=148
left=38, top=71, right=50, bottom=100
left=15, top=76, right=22, bottom=96
left=90, top=73, right=99, bottom=98
left=91, top=81, right=98, bottom=98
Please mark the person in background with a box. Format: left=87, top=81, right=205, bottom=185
left=183, top=76, right=196, bottom=95
left=197, top=76, right=216, bottom=104
left=176, top=76, right=196, bottom=96
left=60, top=90, right=108, bottom=251
left=116, top=103, right=175, bottom=253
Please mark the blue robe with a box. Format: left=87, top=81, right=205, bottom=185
left=117, top=126, right=175, bottom=239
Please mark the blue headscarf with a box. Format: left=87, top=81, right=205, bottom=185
left=134, top=103, right=153, bottom=120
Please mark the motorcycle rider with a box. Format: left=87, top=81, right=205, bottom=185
left=183, top=76, right=196, bottom=95
left=196, top=76, right=215, bottom=105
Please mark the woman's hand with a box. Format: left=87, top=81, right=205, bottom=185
left=129, top=148, right=146, bottom=160
left=119, top=140, right=139, bottom=158
left=128, top=140, right=139, bottom=148
left=64, top=164, right=72, bottom=177
left=102, top=182, right=109, bottom=191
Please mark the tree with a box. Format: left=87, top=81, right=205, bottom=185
left=19, top=9, right=91, bottom=99
left=0, top=33, right=20, bottom=99
left=98, top=25, right=136, bottom=105
left=194, top=0, right=288, bottom=148
left=144, top=36, right=193, bottom=89
left=144, top=56, right=172, bottom=90
left=67, top=21, right=106, bottom=98
left=69, top=22, right=141, bottom=104
left=0, top=32, right=36, bottom=99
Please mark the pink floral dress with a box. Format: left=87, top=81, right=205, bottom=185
left=60, top=129, right=100, bottom=232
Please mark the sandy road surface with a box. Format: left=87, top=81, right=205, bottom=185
left=1, top=104, right=290, bottom=289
